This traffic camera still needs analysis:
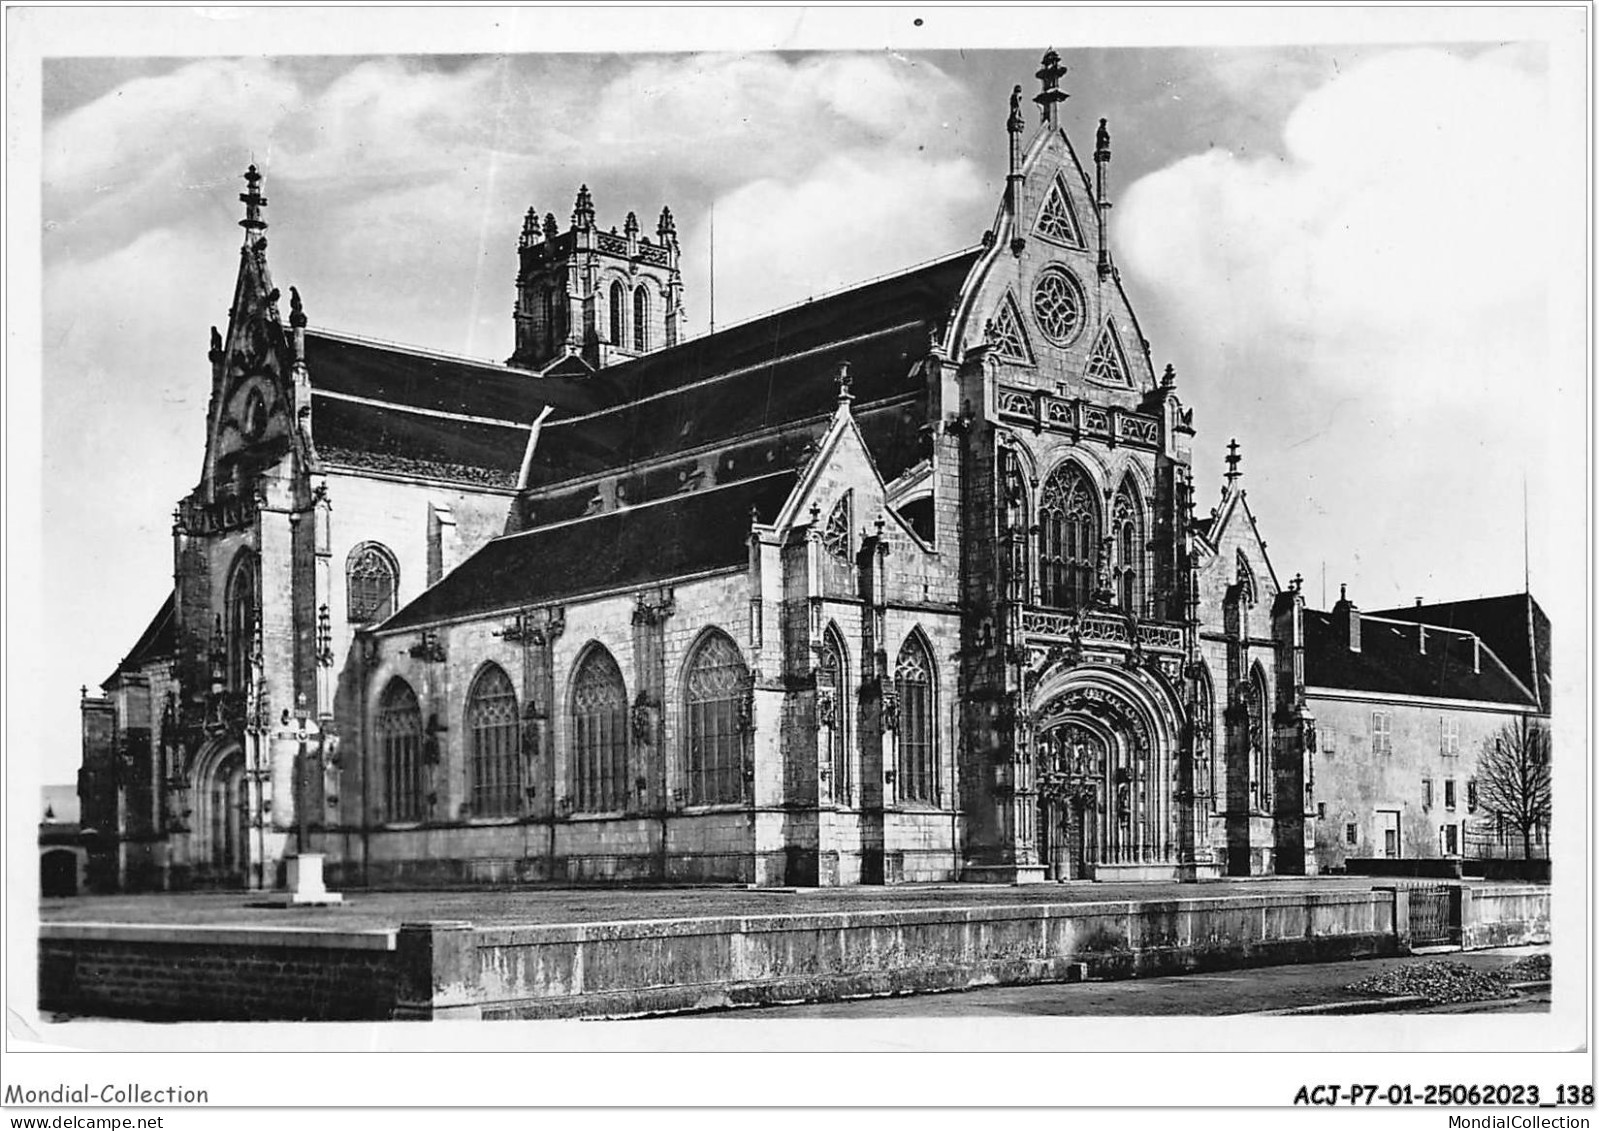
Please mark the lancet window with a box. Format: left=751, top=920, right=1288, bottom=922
left=1112, top=481, right=1143, bottom=615
left=684, top=631, right=748, bottom=806
left=347, top=543, right=398, bottom=625
left=570, top=646, right=628, bottom=813
left=378, top=678, right=424, bottom=823
left=467, top=664, right=521, bottom=818
left=895, top=634, right=936, bottom=805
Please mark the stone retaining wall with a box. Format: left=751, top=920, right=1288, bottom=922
left=38, top=884, right=1550, bottom=1021
left=410, top=889, right=1403, bottom=1019
left=1461, top=884, right=1551, bottom=950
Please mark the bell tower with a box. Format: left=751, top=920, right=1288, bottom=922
left=509, top=185, right=684, bottom=372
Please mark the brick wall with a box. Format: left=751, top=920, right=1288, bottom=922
left=39, top=925, right=396, bottom=1021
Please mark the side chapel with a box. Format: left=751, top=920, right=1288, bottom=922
left=82, top=51, right=1324, bottom=890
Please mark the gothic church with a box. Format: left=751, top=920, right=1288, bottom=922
left=81, top=52, right=1332, bottom=891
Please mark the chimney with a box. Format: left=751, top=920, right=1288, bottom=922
left=1472, top=635, right=1481, bottom=673
left=1332, top=583, right=1360, bottom=653
left=1418, top=625, right=1427, bottom=655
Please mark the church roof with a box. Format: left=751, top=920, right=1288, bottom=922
left=311, top=393, right=531, bottom=488
left=304, top=330, right=600, bottom=487
left=305, top=331, right=595, bottom=421
left=1303, top=609, right=1537, bottom=707
left=102, top=594, right=177, bottom=689
left=523, top=250, right=981, bottom=490
left=381, top=471, right=797, bottom=631
left=1368, top=593, right=1550, bottom=712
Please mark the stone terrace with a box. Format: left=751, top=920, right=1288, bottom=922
left=43, top=875, right=1407, bottom=931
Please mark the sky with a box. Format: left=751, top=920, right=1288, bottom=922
left=16, top=9, right=1588, bottom=790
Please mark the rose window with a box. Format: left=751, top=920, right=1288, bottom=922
left=1032, top=268, right=1085, bottom=346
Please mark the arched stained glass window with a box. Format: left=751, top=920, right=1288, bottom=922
left=1113, top=481, right=1142, bottom=616
left=379, top=678, right=424, bottom=823
left=1038, top=463, right=1099, bottom=609
left=1194, top=664, right=1217, bottom=810
left=684, top=631, right=748, bottom=806
left=894, top=634, right=936, bottom=805
left=609, top=281, right=625, bottom=345
left=823, top=496, right=851, bottom=561
left=633, top=287, right=649, bottom=351
left=570, top=646, right=628, bottom=813
left=226, top=552, right=257, bottom=692
left=1236, top=550, right=1257, bottom=606
left=347, top=543, right=398, bottom=624
left=819, top=626, right=849, bottom=803
left=1248, top=665, right=1270, bottom=812
left=468, top=664, right=520, bottom=818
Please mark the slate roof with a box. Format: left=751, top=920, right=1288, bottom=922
left=1368, top=594, right=1549, bottom=711
left=1303, top=609, right=1536, bottom=707
left=381, top=472, right=797, bottom=631
left=313, top=394, right=530, bottom=488
left=305, top=331, right=595, bottom=421
left=523, top=250, right=982, bottom=489
left=305, top=331, right=594, bottom=487
left=102, top=594, right=177, bottom=689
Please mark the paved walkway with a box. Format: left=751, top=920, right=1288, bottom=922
left=689, top=946, right=1551, bottom=1018
left=39, top=874, right=1432, bottom=930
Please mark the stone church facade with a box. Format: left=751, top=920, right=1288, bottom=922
left=83, top=50, right=1439, bottom=892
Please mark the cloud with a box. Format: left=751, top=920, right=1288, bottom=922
left=1119, top=45, right=1548, bottom=417
left=1114, top=44, right=1558, bottom=605
left=680, top=151, right=987, bottom=331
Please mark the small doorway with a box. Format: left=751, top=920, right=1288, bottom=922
left=1378, top=810, right=1401, bottom=859
left=204, top=747, right=250, bottom=886
left=41, top=849, right=78, bottom=897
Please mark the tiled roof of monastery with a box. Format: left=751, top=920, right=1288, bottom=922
left=381, top=472, right=798, bottom=631
left=1303, top=609, right=1537, bottom=707
left=1369, top=593, right=1549, bottom=711
left=102, top=594, right=177, bottom=689
left=523, top=250, right=982, bottom=489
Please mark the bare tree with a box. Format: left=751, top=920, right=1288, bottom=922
left=1474, top=715, right=1551, bottom=860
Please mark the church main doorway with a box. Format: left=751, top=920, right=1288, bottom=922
left=1037, top=723, right=1105, bottom=880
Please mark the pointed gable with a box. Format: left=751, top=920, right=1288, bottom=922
left=1034, top=175, right=1084, bottom=249
left=1084, top=321, right=1129, bottom=386
left=988, top=291, right=1034, bottom=364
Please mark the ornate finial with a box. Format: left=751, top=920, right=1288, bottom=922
left=1007, top=84, right=1025, bottom=134
left=1162, top=363, right=1176, bottom=389
left=1095, top=117, right=1111, bottom=159
left=519, top=207, right=540, bottom=249
left=1224, top=438, right=1241, bottom=485
left=572, top=184, right=595, bottom=230
left=1033, top=48, right=1069, bottom=124
left=836, top=360, right=853, bottom=405
left=543, top=212, right=559, bottom=242
left=1292, top=573, right=1304, bottom=593
left=657, top=205, right=677, bottom=246
left=239, top=164, right=267, bottom=236
left=624, top=210, right=639, bottom=238
left=289, top=286, right=307, bottom=329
